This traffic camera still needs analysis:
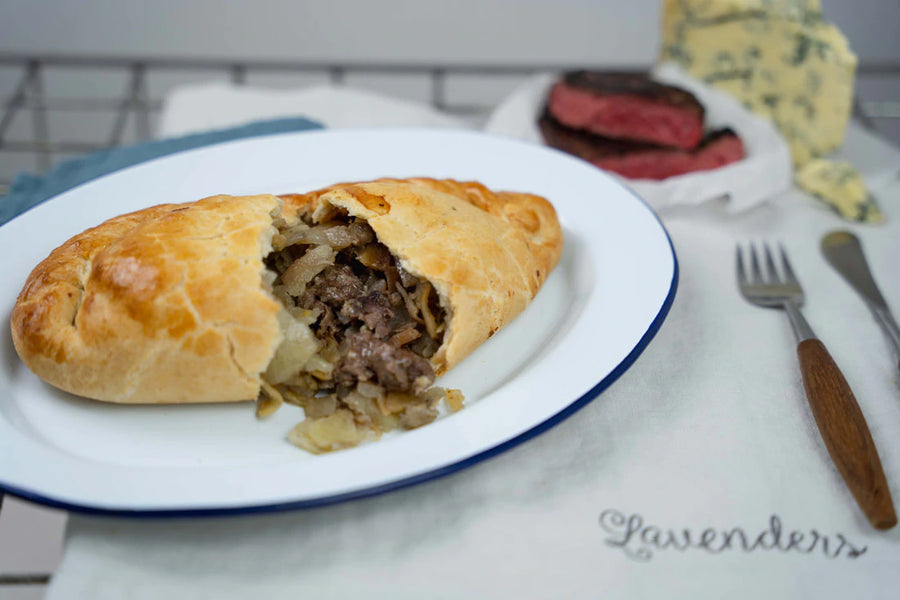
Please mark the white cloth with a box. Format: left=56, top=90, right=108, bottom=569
left=158, top=82, right=469, bottom=137
left=47, top=83, right=900, bottom=599
left=484, top=63, right=794, bottom=213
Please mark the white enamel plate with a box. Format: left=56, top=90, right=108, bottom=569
left=0, top=129, right=677, bottom=515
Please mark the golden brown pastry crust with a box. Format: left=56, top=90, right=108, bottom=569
left=10, top=194, right=284, bottom=403
left=284, top=178, right=563, bottom=374
left=11, top=179, right=562, bottom=403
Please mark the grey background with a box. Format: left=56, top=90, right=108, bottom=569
left=1, top=0, right=898, bottom=63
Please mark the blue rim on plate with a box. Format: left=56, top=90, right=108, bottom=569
left=0, top=234, right=678, bottom=519
left=0, top=129, right=679, bottom=518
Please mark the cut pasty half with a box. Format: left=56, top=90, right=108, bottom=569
left=11, top=178, right=563, bottom=451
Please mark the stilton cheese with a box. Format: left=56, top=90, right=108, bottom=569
left=660, top=0, right=857, bottom=165
left=661, top=0, right=822, bottom=29
left=795, top=159, right=883, bottom=223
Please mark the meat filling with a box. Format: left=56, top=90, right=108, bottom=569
left=259, top=213, right=458, bottom=453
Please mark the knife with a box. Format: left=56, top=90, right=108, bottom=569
left=821, top=231, right=900, bottom=372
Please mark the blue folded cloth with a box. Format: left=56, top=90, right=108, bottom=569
left=0, top=116, right=323, bottom=226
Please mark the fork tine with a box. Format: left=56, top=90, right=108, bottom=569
left=779, top=243, right=799, bottom=285
left=763, top=243, right=781, bottom=283
left=736, top=244, right=747, bottom=286
left=749, top=243, right=764, bottom=283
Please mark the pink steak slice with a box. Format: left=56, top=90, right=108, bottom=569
left=547, top=71, right=705, bottom=150
left=539, top=111, right=744, bottom=181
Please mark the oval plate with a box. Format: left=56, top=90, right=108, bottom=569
left=0, top=129, right=677, bottom=516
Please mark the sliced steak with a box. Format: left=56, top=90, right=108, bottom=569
left=547, top=71, right=705, bottom=150
left=539, top=112, right=744, bottom=180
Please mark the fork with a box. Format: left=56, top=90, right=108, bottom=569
left=736, top=242, right=897, bottom=530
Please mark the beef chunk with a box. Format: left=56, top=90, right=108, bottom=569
left=339, top=292, right=395, bottom=338
left=336, top=329, right=435, bottom=394
left=302, top=265, right=365, bottom=307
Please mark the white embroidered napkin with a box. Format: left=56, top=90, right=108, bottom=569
left=158, top=82, right=469, bottom=137
left=47, top=181, right=900, bottom=598
left=42, top=81, right=900, bottom=600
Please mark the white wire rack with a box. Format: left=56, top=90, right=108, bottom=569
left=2, top=53, right=899, bottom=197
left=0, top=53, right=583, bottom=196
left=0, top=52, right=898, bottom=592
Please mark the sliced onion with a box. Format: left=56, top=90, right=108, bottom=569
left=445, top=388, right=465, bottom=412
left=287, top=410, right=370, bottom=454
left=356, top=243, right=393, bottom=271
left=417, top=281, right=439, bottom=340
left=282, top=222, right=374, bottom=250
left=256, top=381, right=284, bottom=418
left=261, top=268, right=278, bottom=288
left=382, top=391, right=417, bottom=414
left=399, top=404, right=439, bottom=429
left=342, top=391, right=382, bottom=426
left=281, top=245, right=336, bottom=296
left=412, top=375, right=433, bottom=395
left=271, top=232, right=288, bottom=251
left=301, top=394, right=338, bottom=419
left=389, top=326, right=420, bottom=347
left=279, top=222, right=312, bottom=246
left=280, top=387, right=312, bottom=407
left=422, top=386, right=447, bottom=405
left=265, top=311, right=321, bottom=384
left=304, top=354, right=334, bottom=380
left=288, top=306, right=321, bottom=325
left=396, top=263, right=418, bottom=288
left=271, top=285, right=294, bottom=308
left=396, top=282, right=422, bottom=324
left=356, top=381, right=385, bottom=399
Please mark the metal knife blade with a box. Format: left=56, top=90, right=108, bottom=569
left=822, top=231, right=900, bottom=370
left=822, top=231, right=887, bottom=308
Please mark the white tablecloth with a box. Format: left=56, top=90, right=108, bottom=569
left=45, top=82, right=900, bottom=599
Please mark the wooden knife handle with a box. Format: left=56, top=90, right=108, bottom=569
left=797, top=339, right=897, bottom=530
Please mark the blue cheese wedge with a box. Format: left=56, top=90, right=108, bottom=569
left=660, top=0, right=856, bottom=166
left=661, top=0, right=823, bottom=24
left=795, top=159, right=883, bottom=223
